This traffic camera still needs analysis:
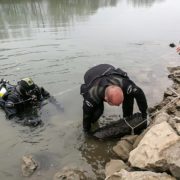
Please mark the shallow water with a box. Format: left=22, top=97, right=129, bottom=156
left=0, top=0, right=180, bottom=179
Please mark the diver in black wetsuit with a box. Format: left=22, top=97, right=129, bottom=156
left=80, top=64, right=148, bottom=133
left=0, top=78, right=51, bottom=126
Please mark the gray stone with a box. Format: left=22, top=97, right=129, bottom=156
left=176, top=100, right=180, bottom=109
left=21, top=155, right=38, bottom=177
left=53, top=168, right=87, bottom=180
left=113, top=135, right=138, bottom=161
left=164, top=89, right=173, bottom=97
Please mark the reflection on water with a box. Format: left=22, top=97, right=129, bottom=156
left=127, top=0, right=164, bottom=7
left=0, top=0, right=119, bottom=39
left=0, top=0, right=167, bottom=39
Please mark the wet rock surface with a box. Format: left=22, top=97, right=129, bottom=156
left=105, top=169, right=176, bottom=180
left=113, top=135, right=138, bottom=161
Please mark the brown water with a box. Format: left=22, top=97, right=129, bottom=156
left=0, top=0, right=180, bottom=179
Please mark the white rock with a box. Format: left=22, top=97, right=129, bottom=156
left=105, top=169, right=175, bottom=180
left=129, top=121, right=180, bottom=178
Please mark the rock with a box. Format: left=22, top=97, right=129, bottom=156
left=169, top=43, right=176, bottom=48
left=113, top=135, right=138, bottom=161
left=166, top=106, right=176, bottom=114
left=133, top=131, right=147, bottom=149
left=175, top=123, right=180, bottom=134
left=167, top=68, right=180, bottom=83
left=168, top=116, right=180, bottom=135
left=105, top=169, right=176, bottom=180
left=164, top=89, right=173, bottom=97
left=53, top=168, right=87, bottom=180
left=105, top=159, right=129, bottom=177
left=167, top=66, right=180, bottom=72
left=151, top=112, right=170, bottom=125
left=129, top=121, right=180, bottom=179
left=162, top=141, right=180, bottom=178
left=21, top=155, right=38, bottom=177
left=175, top=100, right=180, bottom=110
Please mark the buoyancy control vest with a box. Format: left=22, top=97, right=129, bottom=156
left=80, top=64, right=129, bottom=96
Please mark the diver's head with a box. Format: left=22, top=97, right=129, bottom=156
left=16, top=78, right=36, bottom=97
left=104, top=85, right=124, bottom=106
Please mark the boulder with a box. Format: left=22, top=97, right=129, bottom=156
left=113, top=135, right=138, bottom=161
left=21, top=155, right=38, bottom=177
left=105, top=169, right=176, bottom=180
left=105, top=159, right=129, bottom=177
left=129, top=121, right=180, bottom=179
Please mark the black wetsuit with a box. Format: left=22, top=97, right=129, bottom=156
left=0, top=82, right=50, bottom=120
left=80, top=64, right=148, bottom=132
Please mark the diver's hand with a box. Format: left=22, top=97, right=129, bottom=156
left=83, top=129, right=93, bottom=138
left=31, top=95, right=38, bottom=101
left=176, top=46, right=180, bottom=54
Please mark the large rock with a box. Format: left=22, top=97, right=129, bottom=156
left=129, top=121, right=180, bottom=178
left=113, top=135, right=138, bottom=161
left=105, top=169, right=176, bottom=180
left=105, top=159, right=129, bottom=177
left=21, top=155, right=38, bottom=177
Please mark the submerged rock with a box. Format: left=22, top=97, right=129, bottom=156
left=53, top=168, right=87, bottom=180
left=21, top=155, right=38, bottom=177
left=113, top=135, right=138, bottom=161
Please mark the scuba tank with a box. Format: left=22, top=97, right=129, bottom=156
left=0, top=79, right=14, bottom=99
left=0, top=87, right=7, bottom=98
left=0, top=79, right=8, bottom=98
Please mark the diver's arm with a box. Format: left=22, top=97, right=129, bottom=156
left=134, top=86, right=148, bottom=119
left=40, top=87, right=50, bottom=98
left=33, top=85, right=50, bottom=100
left=83, top=100, right=93, bottom=132
left=83, top=98, right=100, bottom=133
left=123, top=79, right=148, bottom=119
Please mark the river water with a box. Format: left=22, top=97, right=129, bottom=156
left=0, top=0, right=180, bottom=179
